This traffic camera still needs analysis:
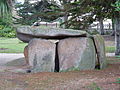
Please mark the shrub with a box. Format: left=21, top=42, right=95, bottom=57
left=0, top=25, right=16, bottom=38
left=0, top=17, right=16, bottom=38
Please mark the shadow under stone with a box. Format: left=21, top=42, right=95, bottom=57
left=5, top=57, right=26, bottom=66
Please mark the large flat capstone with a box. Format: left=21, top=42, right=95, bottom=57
left=58, top=37, right=96, bottom=71
left=16, top=26, right=87, bottom=43
left=27, top=39, right=56, bottom=72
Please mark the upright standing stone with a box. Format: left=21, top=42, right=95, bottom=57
left=24, top=45, right=29, bottom=65
left=58, top=37, right=96, bottom=71
left=93, top=34, right=106, bottom=69
left=28, top=39, right=56, bottom=72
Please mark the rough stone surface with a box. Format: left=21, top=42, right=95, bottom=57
left=93, top=34, right=106, bottom=69
left=16, top=26, right=87, bottom=43
left=24, top=45, right=29, bottom=65
left=27, top=39, right=56, bottom=72
left=58, top=37, right=96, bottom=71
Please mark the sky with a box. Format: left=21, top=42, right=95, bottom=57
left=17, top=0, right=43, bottom=3
left=17, top=0, right=59, bottom=3
left=17, top=0, right=24, bottom=3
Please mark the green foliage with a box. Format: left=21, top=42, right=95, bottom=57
left=15, top=1, right=60, bottom=25
left=0, top=15, right=13, bottom=25
left=0, top=0, right=11, bottom=18
left=0, top=25, right=16, bottom=38
left=0, top=0, right=14, bottom=38
left=0, top=27, right=16, bottom=38
left=112, top=0, right=120, bottom=11
left=56, top=0, right=116, bottom=29
left=0, top=0, right=13, bottom=25
left=14, top=0, right=119, bottom=30
left=0, top=23, right=15, bottom=38
left=0, top=15, right=15, bottom=38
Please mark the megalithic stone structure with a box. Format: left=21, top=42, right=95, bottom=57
left=16, top=26, right=106, bottom=73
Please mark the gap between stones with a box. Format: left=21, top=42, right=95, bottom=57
left=91, top=37, right=100, bottom=69
left=54, top=42, right=59, bottom=72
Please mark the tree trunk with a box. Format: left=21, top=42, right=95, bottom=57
left=115, top=18, right=120, bottom=55
left=63, top=14, right=68, bottom=28
left=99, top=18, right=104, bottom=35
left=111, top=18, right=115, bottom=36
left=61, top=0, right=69, bottom=29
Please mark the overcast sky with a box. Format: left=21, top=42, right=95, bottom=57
left=16, top=0, right=45, bottom=3
left=17, top=0, right=24, bottom=2
left=17, top=0, right=59, bottom=3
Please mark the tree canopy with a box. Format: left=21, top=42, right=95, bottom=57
left=0, top=0, right=13, bottom=17
left=14, top=0, right=120, bottom=29
left=15, top=0, right=61, bottom=25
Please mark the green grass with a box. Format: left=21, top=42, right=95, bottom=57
left=0, top=37, right=116, bottom=53
left=105, top=46, right=115, bottom=53
left=0, top=37, right=27, bottom=53
left=87, top=83, right=101, bottom=90
left=114, top=78, right=120, bottom=84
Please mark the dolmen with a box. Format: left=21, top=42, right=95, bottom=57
left=16, top=26, right=106, bottom=73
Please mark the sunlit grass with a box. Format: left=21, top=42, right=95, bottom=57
left=0, top=37, right=27, bottom=53
left=0, top=37, right=116, bottom=53
left=105, top=46, right=115, bottom=53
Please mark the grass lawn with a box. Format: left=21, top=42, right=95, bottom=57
left=0, top=37, right=116, bottom=53
left=105, top=46, right=115, bottom=53
left=0, top=37, right=27, bottom=53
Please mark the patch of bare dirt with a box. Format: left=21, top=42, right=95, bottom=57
left=0, top=57, right=119, bottom=90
